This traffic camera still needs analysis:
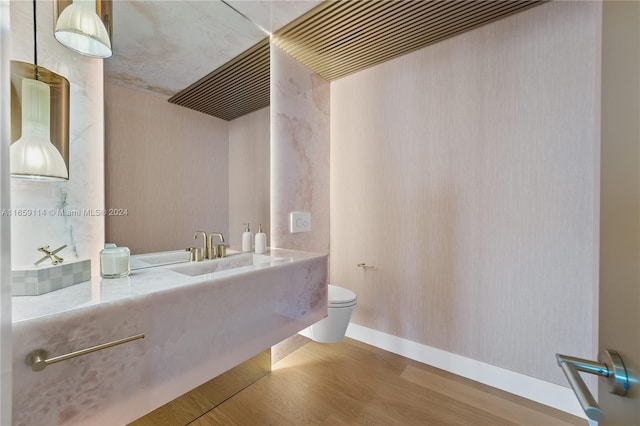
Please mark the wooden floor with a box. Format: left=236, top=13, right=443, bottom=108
left=190, top=338, right=585, bottom=425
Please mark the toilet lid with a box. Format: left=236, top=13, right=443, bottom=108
left=328, top=284, right=357, bottom=307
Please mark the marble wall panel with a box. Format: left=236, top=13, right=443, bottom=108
left=9, top=0, right=105, bottom=270
left=270, top=45, right=330, bottom=253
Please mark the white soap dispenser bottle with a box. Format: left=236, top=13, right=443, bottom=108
left=242, top=223, right=253, bottom=252
left=255, top=224, right=267, bottom=254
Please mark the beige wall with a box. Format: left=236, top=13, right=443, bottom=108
left=105, top=83, right=229, bottom=254
left=228, top=107, right=270, bottom=251
left=330, top=1, right=600, bottom=385
left=598, top=1, right=640, bottom=422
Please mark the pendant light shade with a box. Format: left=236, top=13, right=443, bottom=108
left=11, top=61, right=70, bottom=181
left=54, top=0, right=112, bottom=58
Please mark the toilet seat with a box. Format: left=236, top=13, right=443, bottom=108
left=328, top=284, right=357, bottom=308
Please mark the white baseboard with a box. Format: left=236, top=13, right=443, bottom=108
left=344, top=322, right=586, bottom=420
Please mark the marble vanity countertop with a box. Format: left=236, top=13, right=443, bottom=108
left=12, top=247, right=328, bottom=426
left=12, top=248, right=325, bottom=323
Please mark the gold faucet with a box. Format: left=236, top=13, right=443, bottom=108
left=208, top=232, right=226, bottom=259
left=193, top=231, right=208, bottom=261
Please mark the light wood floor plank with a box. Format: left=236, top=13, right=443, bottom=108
left=400, top=364, right=573, bottom=425
left=193, top=338, right=584, bottom=426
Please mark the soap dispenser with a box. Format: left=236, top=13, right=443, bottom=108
left=255, top=224, right=267, bottom=254
left=242, top=223, right=253, bottom=252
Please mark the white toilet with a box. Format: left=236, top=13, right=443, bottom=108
left=308, top=284, right=357, bottom=343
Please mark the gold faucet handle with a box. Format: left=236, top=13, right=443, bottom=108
left=185, top=247, right=203, bottom=262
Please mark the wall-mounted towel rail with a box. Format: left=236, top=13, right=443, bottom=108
left=25, top=333, right=145, bottom=372
left=555, top=350, right=629, bottom=421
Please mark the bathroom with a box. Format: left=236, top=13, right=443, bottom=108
left=1, top=0, right=639, bottom=425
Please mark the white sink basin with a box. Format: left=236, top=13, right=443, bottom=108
left=167, top=253, right=281, bottom=276
left=130, top=250, right=190, bottom=270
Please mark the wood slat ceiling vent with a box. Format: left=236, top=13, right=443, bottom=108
left=168, top=37, right=270, bottom=121
left=272, top=0, right=546, bottom=81
left=170, top=1, right=545, bottom=120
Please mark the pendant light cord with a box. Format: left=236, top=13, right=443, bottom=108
left=33, top=0, right=38, bottom=78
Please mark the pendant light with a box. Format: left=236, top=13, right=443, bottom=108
left=10, top=1, right=70, bottom=181
left=54, top=0, right=112, bottom=58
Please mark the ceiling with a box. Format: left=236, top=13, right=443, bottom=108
left=104, top=0, right=321, bottom=99
left=273, top=0, right=545, bottom=81
left=107, top=0, right=544, bottom=121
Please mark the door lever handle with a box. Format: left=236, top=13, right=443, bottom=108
left=555, top=349, right=629, bottom=421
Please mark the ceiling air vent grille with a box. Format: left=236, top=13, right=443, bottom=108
left=272, top=0, right=545, bottom=81
left=168, top=37, right=270, bottom=121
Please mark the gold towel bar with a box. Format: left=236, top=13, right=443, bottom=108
left=25, top=333, right=145, bottom=372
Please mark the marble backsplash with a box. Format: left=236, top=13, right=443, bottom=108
left=9, top=0, right=105, bottom=270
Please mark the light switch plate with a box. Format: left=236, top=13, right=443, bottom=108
left=290, top=211, right=311, bottom=233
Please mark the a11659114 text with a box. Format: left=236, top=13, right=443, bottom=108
left=1, top=208, right=128, bottom=217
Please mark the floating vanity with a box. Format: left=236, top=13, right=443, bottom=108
left=12, top=248, right=328, bottom=426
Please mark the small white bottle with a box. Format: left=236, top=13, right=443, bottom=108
left=242, top=223, right=253, bottom=252
left=255, top=224, right=267, bottom=254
